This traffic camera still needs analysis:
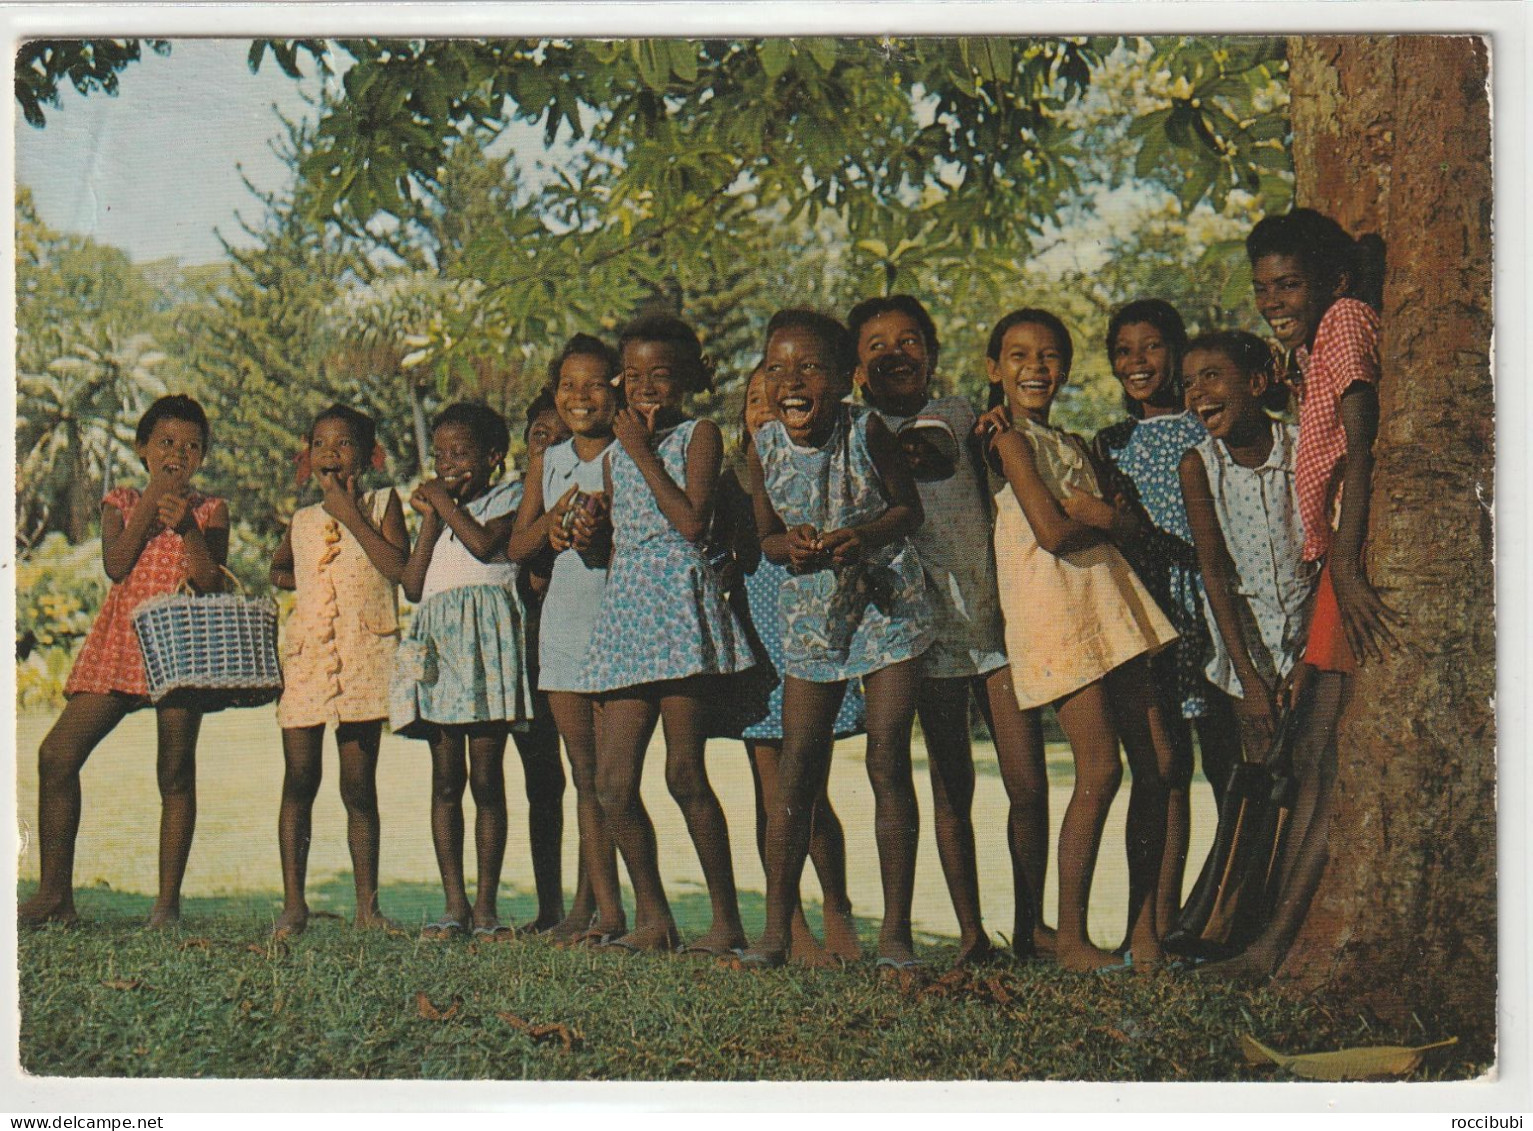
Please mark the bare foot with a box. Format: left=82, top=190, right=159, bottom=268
left=1031, top=924, right=1057, bottom=957
left=545, top=910, right=595, bottom=943
left=271, top=906, right=308, bottom=941
left=603, top=921, right=680, bottom=953
left=520, top=913, right=562, bottom=935
left=353, top=910, right=402, bottom=933
left=19, top=893, right=80, bottom=928
left=1055, top=939, right=1125, bottom=973
left=821, top=901, right=862, bottom=962
left=953, top=932, right=996, bottom=968
left=725, top=946, right=786, bottom=970
left=1199, top=947, right=1277, bottom=984
left=146, top=902, right=180, bottom=929
left=788, top=915, right=837, bottom=968
left=678, top=924, right=747, bottom=957
left=876, top=934, right=919, bottom=967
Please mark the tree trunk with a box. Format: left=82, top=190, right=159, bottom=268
left=1280, top=36, right=1495, bottom=1047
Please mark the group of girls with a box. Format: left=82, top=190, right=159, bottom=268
left=21, top=207, right=1393, bottom=981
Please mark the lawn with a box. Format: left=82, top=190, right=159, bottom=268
left=14, top=708, right=1487, bottom=1081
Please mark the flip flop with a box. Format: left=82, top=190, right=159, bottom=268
left=725, top=947, right=785, bottom=970
left=472, top=924, right=516, bottom=942
left=1094, top=949, right=1134, bottom=975
left=420, top=918, right=468, bottom=941
left=875, top=956, right=928, bottom=972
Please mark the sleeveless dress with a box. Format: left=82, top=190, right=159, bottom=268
left=873, top=395, right=1008, bottom=680
left=389, top=478, right=530, bottom=736
left=538, top=438, right=612, bottom=693
left=576, top=419, right=754, bottom=693
left=992, top=418, right=1177, bottom=711
left=1094, top=411, right=1213, bottom=717
left=64, top=486, right=225, bottom=702
left=1193, top=422, right=1318, bottom=698
left=755, top=403, right=935, bottom=683
left=277, top=490, right=401, bottom=728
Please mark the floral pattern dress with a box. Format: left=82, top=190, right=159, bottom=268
left=1094, top=411, right=1213, bottom=717
left=64, top=486, right=225, bottom=702
left=755, top=403, right=934, bottom=683
left=576, top=419, right=754, bottom=693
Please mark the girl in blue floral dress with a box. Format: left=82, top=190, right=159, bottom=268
left=737, top=309, right=935, bottom=970
left=1091, top=299, right=1242, bottom=939
left=576, top=315, right=755, bottom=955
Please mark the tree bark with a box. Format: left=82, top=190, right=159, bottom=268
left=1281, top=36, right=1495, bottom=1046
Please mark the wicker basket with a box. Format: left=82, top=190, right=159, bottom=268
left=132, top=571, right=283, bottom=710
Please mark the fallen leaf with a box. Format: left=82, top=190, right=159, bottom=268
left=985, top=977, right=1013, bottom=1006
left=179, top=937, right=212, bottom=951
left=1240, top=1034, right=1459, bottom=1080
left=416, top=992, right=461, bottom=1022
left=497, top=1011, right=583, bottom=1051
left=101, top=979, right=142, bottom=991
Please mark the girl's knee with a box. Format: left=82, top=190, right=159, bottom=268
left=284, top=764, right=323, bottom=803
left=1075, top=758, right=1123, bottom=798
left=157, top=756, right=196, bottom=798
left=431, top=769, right=467, bottom=806
left=469, top=765, right=507, bottom=808
left=596, top=770, right=640, bottom=818
left=663, top=757, right=709, bottom=804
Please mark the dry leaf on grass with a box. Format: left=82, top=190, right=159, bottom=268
left=179, top=937, right=212, bottom=951
left=496, top=1011, right=583, bottom=1052
left=101, top=978, right=143, bottom=991
left=1240, top=1034, right=1459, bottom=1080
left=415, top=992, right=462, bottom=1022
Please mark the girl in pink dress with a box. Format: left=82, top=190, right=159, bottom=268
left=20, top=395, right=229, bottom=929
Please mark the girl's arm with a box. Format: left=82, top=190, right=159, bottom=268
left=432, top=485, right=516, bottom=563
left=613, top=410, right=719, bottom=544
left=746, top=438, right=806, bottom=568
left=1179, top=450, right=1276, bottom=739
left=399, top=500, right=445, bottom=604
left=102, top=480, right=171, bottom=582
left=990, top=430, right=1106, bottom=555
left=323, top=475, right=408, bottom=583
left=270, top=522, right=297, bottom=591
left=1330, top=383, right=1402, bottom=662
left=818, top=414, right=923, bottom=566
left=179, top=499, right=230, bottom=592
left=508, top=452, right=553, bottom=563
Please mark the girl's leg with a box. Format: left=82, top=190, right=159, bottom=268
left=1104, top=657, right=1172, bottom=966
left=1053, top=680, right=1125, bottom=971
left=20, top=693, right=133, bottom=924
left=466, top=724, right=510, bottom=932
left=659, top=679, right=745, bottom=953
left=747, top=740, right=840, bottom=965
left=336, top=720, right=390, bottom=928
left=1194, top=687, right=1243, bottom=810
left=427, top=726, right=474, bottom=931
left=595, top=691, right=679, bottom=950
left=915, top=675, right=989, bottom=965
left=511, top=708, right=566, bottom=931
left=974, top=667, right=1052, bottom=956
left=861, top=659, right=923, bottom=965
left=805, top=780, right=860, bottom=961
left=1215, top=671, right=1346, bottom=978
left=747, top=678, right=845, bottom=964
left=276, top=725, right=325, bottom=936
left=548, top=692, right=625, bottom=939
left=149, top=702, right=203, bottom=927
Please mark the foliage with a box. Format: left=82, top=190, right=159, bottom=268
left=17, top=888, right=1486, bottom=1080
left=14, top=535, right=106, bottom=708
left=14, top=39, right=170, bottom=128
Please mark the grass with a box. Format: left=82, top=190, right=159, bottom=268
left=17, top=882, right=1489, bottom=1083
left=15, top=708, right=1490, bottom=1081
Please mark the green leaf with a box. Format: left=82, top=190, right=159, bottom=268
left=633, top=39, right=670, bottom=92
left=671, top=42, right=699, bottom=84
left=804, top=38, right=838, bottom=72
left=759, top=38, right=793, bottom=80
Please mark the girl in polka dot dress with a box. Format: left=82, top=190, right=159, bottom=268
left=20, top=395, right=229, bottom=929
left=1091, top=299, right=1241, bottom=941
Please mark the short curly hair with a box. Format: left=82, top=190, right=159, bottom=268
left=764, top=308, right=859, bottom=380
left=137, top=394, right=211, bottom=448
left=846, top=294, right=940, bottom=371
left=618, top=315, right=715, bottom=393
left=432, top=401, right=510, bottom=458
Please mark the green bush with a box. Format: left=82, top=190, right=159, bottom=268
left=16, top=533, right=106, bottom=708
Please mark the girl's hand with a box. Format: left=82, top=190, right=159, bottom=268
left=613, top=406, right=657, bottom=457
left=1234, top=673, right=1279, bottom=756
left=408, top=485, right=435, bottom=518
left=546, top=486, right=580, bottom=552
left=818, top=527, right=864, bottom=567
left=974, top=404, right=1012, bottom=442
left=566, top=493, right=607, bottom=553
left=157, top=490, right=193, bottom=533
left=319, top=470, right=363, bottom=521
left=415, top=477, right=456, bottom=517
left=785, top=524, right=826, bottom=573
left=1061, top=490, right=1117, bottom=530
left=1331, top=564, right=1403, bottom=664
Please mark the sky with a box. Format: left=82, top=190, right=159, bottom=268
left=16, top=39, right=324, bottom=265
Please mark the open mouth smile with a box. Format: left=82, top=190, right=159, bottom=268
left=1122, top=370, right=1159, bottom=394
left=778, top=395, right=816, bottom=430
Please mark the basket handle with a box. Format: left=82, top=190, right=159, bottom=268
left=174, top=565, right=247, bottom=598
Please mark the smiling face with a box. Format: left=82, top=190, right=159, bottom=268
left=137, top=417, right=206, bottom=486
left=1111, top=320, right=1179, bottom=413
left=1182, top=347, right=1269, bottom=443
left=307, top=416, right=365, bottom=487
left=431, top=421, right=497, bottom=502
left=764, top=326, right=850, bottom=446
left=855, top=310, right=933, bottom=415
left=986, top=321, right=1068, bottom=423
left=743, top=366, right=776, bottom=436
left=1252, top=252, right=1335, bottom=352
left=620, top=339, right=689, bottom=425
left=554, top=352, right=618, bottom=441
left=527, top=408, right=571, bottom=463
